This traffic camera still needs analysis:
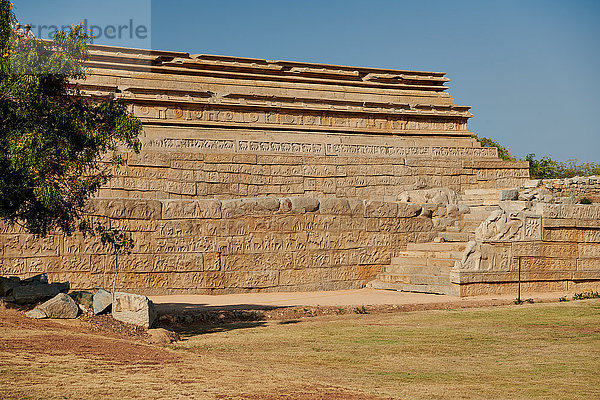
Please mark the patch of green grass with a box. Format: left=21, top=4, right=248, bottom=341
left=175, top=300, right=600, bottom=399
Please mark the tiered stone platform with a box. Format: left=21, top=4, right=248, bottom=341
left=6, top=45, right=594, bottom=297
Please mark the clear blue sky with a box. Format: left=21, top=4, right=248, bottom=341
left=13, top=0, right=600, bottom=162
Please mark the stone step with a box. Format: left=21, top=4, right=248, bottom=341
left=366, top=280, right=457, bottom=296
left=384, top=265, right=453, bottom=275
left=389, top=257, right=457, bottom=268
left=460, top=199, right=502, bottom=207
left=459, top=221, right=484, bottom=232
left=445, top=226, right=461, bottom=233
left=394, top=250, right=465, bottom=260
left=468, top=205, right=502, bottom=213
left=407, top=242, right=467, bottom=252
left=378, top=273, right=451, bottom=286
left=462, top=211, right=495, bottom=221
left=461, top=194, right=500, bottom=200
left=463, top=188, right=504, bottom=196
left=437, top=231, right=473, bottom=242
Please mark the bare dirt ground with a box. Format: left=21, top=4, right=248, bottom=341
left=1, top=296, right=599, bottom=399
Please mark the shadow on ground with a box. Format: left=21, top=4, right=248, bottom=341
left=175, top=321, right=269, bottom=336
left=154, top=303, right=298, bottom=336
left=155, top=302, right=286, bottom=314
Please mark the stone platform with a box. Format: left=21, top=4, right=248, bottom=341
left=8, top=45, right=590, bottom=297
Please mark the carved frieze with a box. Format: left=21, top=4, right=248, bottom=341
left=144, top=136, right=497, bottom=159
left=133, top=104, right=469, bottom=133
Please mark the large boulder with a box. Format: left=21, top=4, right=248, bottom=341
left=112, top=292, right=156, bottom=328
left=37, top=293, right=79, bottom=319
left=12, top=282, right=70, bottom=305
left=93, top=288, right=112, bottom=315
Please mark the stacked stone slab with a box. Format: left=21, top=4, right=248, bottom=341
left=82, top=45, right=529, bottom=201
left=0, top=45, right=533, bottom=295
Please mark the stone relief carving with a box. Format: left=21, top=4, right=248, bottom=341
left=133, top=104, right=470, bottom=133
left=143, top=136, right=498, bottom=159
left=397, top=188, right=459, bottom=205
left=457, top=240, right=481, bottom=271
left=475, top=210, right=522, bottom=242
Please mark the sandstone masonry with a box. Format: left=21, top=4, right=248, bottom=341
left=1, top=45, right=563, bottom=296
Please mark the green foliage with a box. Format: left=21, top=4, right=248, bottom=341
left=514, top=298, right=534, bottom=305
left=572, top=291, right=600, bottom=300
left=353, top=305, right=368, bottom=314
left=472, top=134, right=516, bottom=161
left=93, top=222, right=134, bottom=298
left=526, top=154, right=559, bottom=179
left=579, top=197, right=593, bottom=205
left=94, top=222, right=134, bottom=256
left=0, top=1, right=142, bottom=236
left=558, top=296, right=568, bottom=302
left=526, top=154, right=600, bottom=179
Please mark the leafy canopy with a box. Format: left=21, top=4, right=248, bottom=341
left=526, top=154, right=600, bottom=180
left=472, top=134, right=516, bottom=162
left=0, top=1, right=142, bottom=236
left=473, top=134, right=600, bottom=179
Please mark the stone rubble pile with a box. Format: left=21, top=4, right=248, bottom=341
left=0, top=273, right=69, bottom=305
left=1, top=274, right=156, bottom=329
left=515, top=178, right=599, bottom=204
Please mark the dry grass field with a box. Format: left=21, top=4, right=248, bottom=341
left=1, top=299, right=599, bottom=399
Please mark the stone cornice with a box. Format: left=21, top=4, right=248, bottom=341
left=81, top=44, right=474, bottom=136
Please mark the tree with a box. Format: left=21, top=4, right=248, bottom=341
left=0, top=1, right=142, bottom=236
left=472, top=134, right=516, bottom=161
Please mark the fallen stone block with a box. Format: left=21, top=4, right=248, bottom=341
left=12, top=282, right=70, bottom=305
left=148, top=328, right=180, bottom=345
left=38, top=293, right=79, bottom=319
left=0, top=276, right=20, bottom=297
left=93, top=288, right=112, bottom=315
left=112, top=292, right=157, bottom=328
left=25, top=308, right=47, bottom=319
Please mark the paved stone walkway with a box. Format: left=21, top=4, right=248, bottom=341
left=150, top=288, right=570, bottom=313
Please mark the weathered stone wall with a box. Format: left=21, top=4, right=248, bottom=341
left=452, top=204, right=600, bottom=296
left=0, top=45, right=534, bottom=296
left=0, top=197, right=436, bottom=295
left=97, top=151, right=529, bottom=203
left=83, top=45, right=530, bottom=202
left=542, top=176, right=600, bottom=203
